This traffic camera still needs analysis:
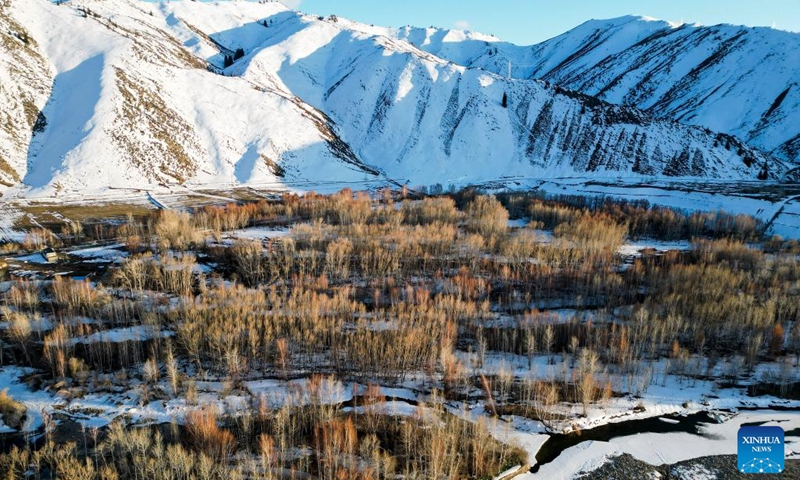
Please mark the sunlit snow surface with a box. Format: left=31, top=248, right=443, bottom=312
left=0, top=0, right=787, bottom=201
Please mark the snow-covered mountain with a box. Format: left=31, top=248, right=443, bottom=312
left=0, top=0, right=379, bottom=197
left=0, top=1, right=790, bottom=198
left=397, top=16, right=800, bottom=165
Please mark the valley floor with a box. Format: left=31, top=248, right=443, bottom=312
left=0, top=186, right=798, bottom=479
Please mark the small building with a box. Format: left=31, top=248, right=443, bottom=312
left=41, top=247, right=58, bottom=263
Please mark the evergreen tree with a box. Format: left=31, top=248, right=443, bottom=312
left=634, top=139, right=657, bottom=176
left=571, top=126, right=596, bottom=171
left=586, top=133, right=607, bottom=172
left=758, top=162, right=769, bottom=180
left=502, top=92, right=508, bottom=108
left=663, top=148, right=691, bottom=177
left=690, top=149, right=706, bottom=176
left=527, top=100, right=554, bottom=157
left=559, top=113, right=578, bottom=152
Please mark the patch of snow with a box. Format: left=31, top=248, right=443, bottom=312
left=68, top=243, right=128, bottom=263
left=0, top=367, right=63, bottom=432
left=8, top=253, right=51, bottom=265
left=515, top=411, right=800, bottom=480
left=67, top=326, right=174, bottom=346
left=618, top=239, right=691, bottom=257
left=0, top=204, right=25, bottom=242
left=227, top=227, right=290, bottom=240
left=670, top=464, right=719, bottom=480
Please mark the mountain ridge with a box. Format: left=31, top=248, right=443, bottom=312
left=392, top=14, right=800, bottom=164
left=0, top=0, right=791, bottom=199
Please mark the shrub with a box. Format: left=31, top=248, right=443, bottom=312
left=115, top=252, right=197, bottom=294
left=691, top=238, right=763, bottom=271
left=402, top=197, right=461, bottom=226
left=185, top=405, right=236, bottom=461
left=21, top=227, right=59, bottom=251
left=0, top=390, right=26, bottom=430
left=464, top=195, right=508, bottom=238
left=553, top=213, right=627, bottom=259
left=51, top=276, right=109, bottom=315
left=326, top=237, right=353, bottom=280
left=4, top=279, right=40, bottom=311
left=153, top=210, right=203, bottom=251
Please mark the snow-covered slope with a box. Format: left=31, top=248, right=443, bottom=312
left=396, top=16, right=800, bottom=165
left=392, top=16, right=674, bottom=85
left=217, top=9, right=780, bottom=185
left=0, top=1, right=790, bottom=198
left=1, top=0, right=378, bottom=197
left=0, top=1, right=51, bottom=188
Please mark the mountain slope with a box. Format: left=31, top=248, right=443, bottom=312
left=2, top=0, right=379, bottom=197
left=166, top=4, right=784, bottom=185
left=390, top=16, right=675, bottom=85
left=0, top=1, right=788, bottom=198
left=0, top=0, right=52, bottom=187
left=394, top=16, right=800, bottom=164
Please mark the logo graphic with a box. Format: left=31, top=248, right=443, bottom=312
left=738, top=426, right=784, bottom=474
